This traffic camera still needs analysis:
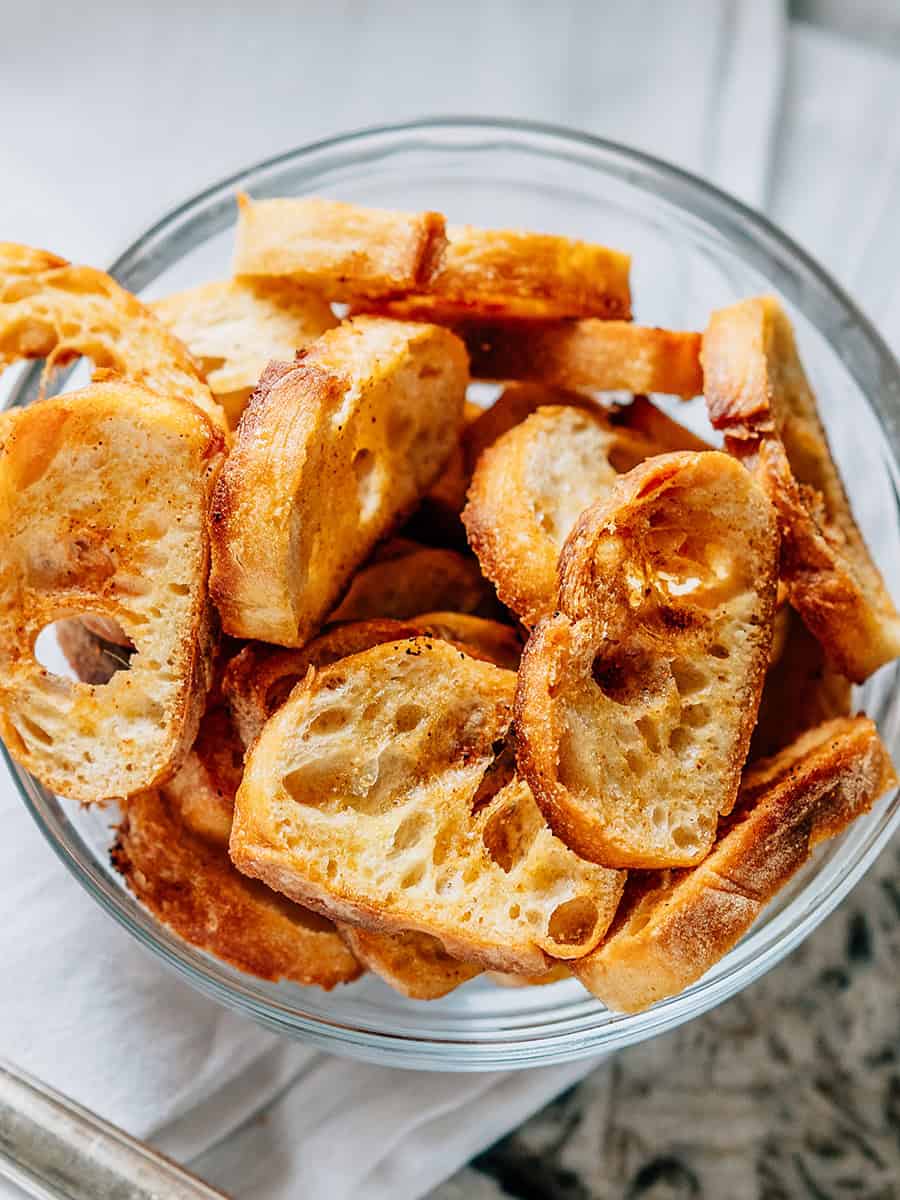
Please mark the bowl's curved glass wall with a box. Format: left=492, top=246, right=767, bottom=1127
left=4, top=120, right=899, bottom=1070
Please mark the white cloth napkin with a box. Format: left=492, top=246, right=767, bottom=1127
left=0, top=3, right=789, bottom=1197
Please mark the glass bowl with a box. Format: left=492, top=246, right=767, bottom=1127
left=4, top=118, right=900, bottom=1072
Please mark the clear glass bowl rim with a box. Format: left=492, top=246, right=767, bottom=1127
left=5, top=115, right=900, bottom=1071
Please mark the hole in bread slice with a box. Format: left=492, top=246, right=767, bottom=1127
left=547, top=896, right=600, bottom=949
left=39, top=614, right=135, bottom=685
left=482, top=781, right=541, bottom=871
left=0, top=382, right=224, bottom=802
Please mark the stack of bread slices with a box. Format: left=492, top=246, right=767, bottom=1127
left=0, top=199, right=896, bottom=1012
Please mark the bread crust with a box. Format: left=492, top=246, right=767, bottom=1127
left=329, top=546, right=497, bottom=623
left=336, top=926, right=481, bottom=1000
left=209, top=318, right=468, bottom=646
left=230, top=638, right=624, bottom=974
left=222, top=619, right=424, bottom=749
left=412, top=612, right=522, bottom=671
left=224, top=614, right=520, bottom=751
left=234, top=195, right=447, bottom=301
left=458, top=319, right=702, bottom=397
left=0, top=242, right=225, bottom=430
left=573, top=717, right=896, bottom=1011
left=516, top=451, right=779, bottom=868
left=113, top=788, right=361, bottom=988
left=702, top=296, right=900, bottom=681
left=235, top=197, right=631, bottom=319
left=152, top=277, right=337, bottom=427
left=463, top=404, right=662, bottom=628
left=0, top=383, right=225, bottom=802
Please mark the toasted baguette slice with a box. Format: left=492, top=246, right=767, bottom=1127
left=337, top=926, right=480, bottom=1000
left=329, top=546, right=497, bottom=623
left=222, top=619, right=424, bottom=749
left=751, top=609, right=852, bottom=761
left=117, top=686, right=361, bottom=988
left=0, top=243, right=225, bottom=430
left=574, top=717, right=896, bottom=1011
left=361, top=224, right=631, bottom=320
left=615, top=394, right=712, bottom=453
left=113, top=789, right=361, bottom=988
left=459, top=320, right=702, bottom=398
left=230, top=638, right=625, bottom=973
left=413, top=613, right=522, bottom=671
left=488, top=964, right=571, bottom=987
left=463, top=405, right=661, bottom=627
left=702, top=296, right=900, bottom=681
left=234, top=195, right=447, bottom=301
left=55, top=617, right=135, bottom=685
left=223, top=614, right=518, bottom=750
left=209, top=318, right=468, bottom=645
left=152, top=277, right=337, bottom=427
left=235, top=196, right=631, bottom=319
left=516, top=451, right=779, bottom=868
left=0, top=382, right=225, bottom=802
